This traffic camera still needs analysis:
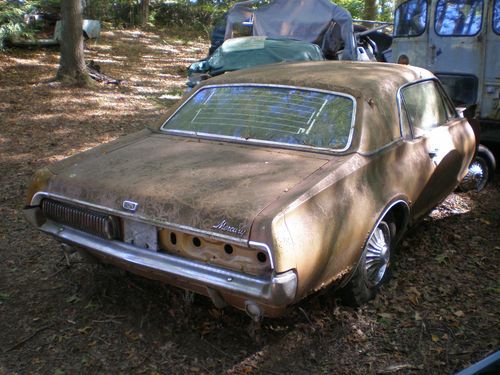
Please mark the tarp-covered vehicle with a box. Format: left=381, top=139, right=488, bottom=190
left=187, top=0, right=393, bottom=88
left=222, top=0, right=357, bottom=60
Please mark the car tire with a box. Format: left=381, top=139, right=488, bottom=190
left=459, top=145, right=496, bottom=192
left=342, top=217, right=396, bottom=306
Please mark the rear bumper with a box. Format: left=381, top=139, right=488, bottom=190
left=24, top=207, right=297, bottom=311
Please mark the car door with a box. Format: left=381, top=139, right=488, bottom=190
left=400, top=79, right=474, bottom=220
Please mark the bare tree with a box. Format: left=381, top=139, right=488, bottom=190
left=56, top=0, right=89, bottom=85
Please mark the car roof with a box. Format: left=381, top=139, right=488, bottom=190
left=192, top=61, right=436, bottom=154
left=159, top=62, right=438, bottom=154
left=200, top=61, right=434, bottom=100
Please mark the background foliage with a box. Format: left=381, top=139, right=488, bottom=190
left=0, top=0, right=394, bottom=48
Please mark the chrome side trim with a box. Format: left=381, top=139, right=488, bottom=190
left=31, top=192, right=248, bottom=246
left=159, top=83, right=357, bottom=154
left=356, top=138, right=404, bottom=157
left=31, top=217, right=296, bottom=306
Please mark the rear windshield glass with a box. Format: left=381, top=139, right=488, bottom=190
left=394, top=0, right=428, bottom=37
left=435, top=0, right=483, bottom=36
left=494, top=0, right=500, bottom=34
left=161, top=85, right=355, bottom=151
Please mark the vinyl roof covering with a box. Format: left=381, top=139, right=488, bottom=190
left=203, top=61, right=433, bottom=100
left=195, top=61, right=435, bottom=153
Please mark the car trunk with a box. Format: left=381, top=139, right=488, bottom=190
left=44, top=132, right=330, bottom=240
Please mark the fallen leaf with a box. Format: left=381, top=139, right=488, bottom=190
left=378, top=312, right=393, bottom=320
left=78, top=326, right=93, bottom=335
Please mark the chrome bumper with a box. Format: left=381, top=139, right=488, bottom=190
left=25, top=208, right=297, bottom=307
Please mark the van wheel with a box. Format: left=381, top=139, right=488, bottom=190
left=342, top=219, right=395, bottom=306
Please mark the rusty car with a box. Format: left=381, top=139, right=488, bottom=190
left=24, top=62, right=476, bottom=319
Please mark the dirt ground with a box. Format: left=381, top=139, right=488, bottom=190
left=0, top=30, right=499, bottom=375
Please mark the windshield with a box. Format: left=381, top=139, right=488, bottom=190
left=394, top=0, right=428, bottom=37
left=161, top=85, right=355, bottom=151
left=495, top=0, right=500, bottom=34
left=435, top=0, right=483, bottom=36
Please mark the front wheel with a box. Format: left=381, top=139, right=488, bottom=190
left=459, top=145, right=496, bottom=192
left=342, top=219, right=395, bottom=306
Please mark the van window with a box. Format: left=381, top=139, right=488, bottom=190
left=401, top=81, right=450, bottom=137
left=435, top=0, right=483, bottom=36
left=494, top=0, right=500, bottom=34
left=394, top=0, right=428, bottom=37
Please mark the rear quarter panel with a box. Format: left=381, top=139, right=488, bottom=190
left=267, top=139, right=451, bottom=300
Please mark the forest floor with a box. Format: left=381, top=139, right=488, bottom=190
left=0, top=29, right=499, bottom=375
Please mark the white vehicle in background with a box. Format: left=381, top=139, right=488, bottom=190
left=392, top=0, right=498, bottom=190
left=10, top=15, right=100, bottom=47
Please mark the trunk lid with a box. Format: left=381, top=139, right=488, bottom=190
left=46, top=133, right=331, bottom=240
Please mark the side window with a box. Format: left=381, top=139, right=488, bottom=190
left=435, top=0, right=484, bottom=36
left=401, top=81, right=449, bottom=137
left=394, top=0, right=428, bottom=37
left=494, top=0, right=500, bottom=34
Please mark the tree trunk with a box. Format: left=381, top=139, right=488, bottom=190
left=140, top=0, right=150, bottom=27
left=56, top=0, right=89, bottom=85
left=364, top=0, right=377, bottom=20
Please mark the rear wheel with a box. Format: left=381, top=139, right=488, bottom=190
left=343, top=218, right=395, bottom=306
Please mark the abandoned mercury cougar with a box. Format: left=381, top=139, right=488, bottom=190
left=25, top=62, right=475, bottom=318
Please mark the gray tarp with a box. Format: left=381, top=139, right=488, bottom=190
left=225, top=0, right=356, bottom=60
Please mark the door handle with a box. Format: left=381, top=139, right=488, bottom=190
left=428, top=149, right=440, bottom=165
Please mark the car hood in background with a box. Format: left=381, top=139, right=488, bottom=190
left=43, top=132, right=331, bottom=240
left=189, top=37, right=324, bottom=78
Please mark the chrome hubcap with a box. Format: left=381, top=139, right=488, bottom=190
left=468, top=160, right=488, bottom=190
left=461, top=158, right=488, bottom=192
left=365, top=221, right=391, bottom=287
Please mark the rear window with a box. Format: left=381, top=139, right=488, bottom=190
left=435, top=0, right=483, bottom=36
left=161, top=85, right=355, bottom=151
left=394, top=0, right=428, bottom=37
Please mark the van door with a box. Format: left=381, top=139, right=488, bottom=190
left=429, top=0, right=486, bottom=108
left=392, top=0, right=430, bottom=66
left=400, top=80, right=475, bottom=220
left=481, top=0, right=500, bottom=140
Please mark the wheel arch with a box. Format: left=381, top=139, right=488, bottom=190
left=384, top=199, right=410, bottom=243
left=340, top=197, right=410, bottom=288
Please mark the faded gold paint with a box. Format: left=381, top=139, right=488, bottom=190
left=25, top=62, right=476, bottom=314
